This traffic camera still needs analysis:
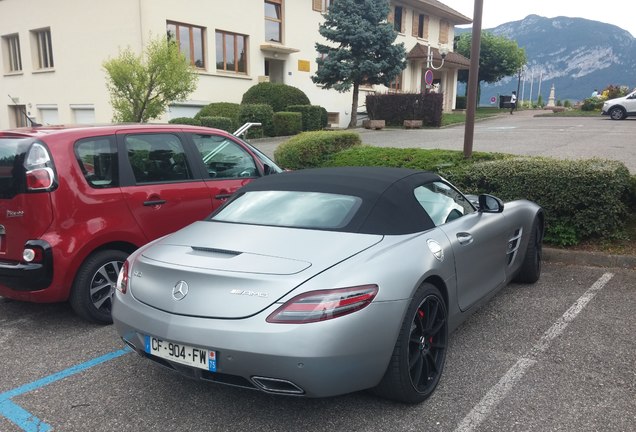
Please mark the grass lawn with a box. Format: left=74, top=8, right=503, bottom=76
left=441, top=107, right=506, bottom=126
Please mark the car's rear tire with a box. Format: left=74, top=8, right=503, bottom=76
left=373, top=283, right=448, bottom=404
left=609, top=107, right=626, bottom=120
left=70, top=250, right=129, bottom=324
left=514, top=218, right=543, bottom=283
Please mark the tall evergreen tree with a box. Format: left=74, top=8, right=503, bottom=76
left=312, top=0, right=406, bottom=128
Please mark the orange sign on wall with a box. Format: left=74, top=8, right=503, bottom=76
left=298, top=60, right=310, bottom=72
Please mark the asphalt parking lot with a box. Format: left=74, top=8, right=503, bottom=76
left=254, top=110, right=636, bottom=174
left=1, top=262, right=634, bottom=431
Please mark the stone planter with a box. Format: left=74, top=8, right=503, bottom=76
left=363, top=119, right=385, bottom=130
left=403, top=120, right=423, bottom=129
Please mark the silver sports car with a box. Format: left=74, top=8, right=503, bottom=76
left=112, top=166, right=544, bottom=403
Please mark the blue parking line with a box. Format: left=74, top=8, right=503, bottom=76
left=0, top=347, right=131, bottom=431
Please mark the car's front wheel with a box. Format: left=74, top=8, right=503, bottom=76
left=609, top=106, right=626, bottom=120
left=70, top=250, right=129, bottom=324
left=373, top=283, right=448, bottom=403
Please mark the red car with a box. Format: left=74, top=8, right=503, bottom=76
left=0, top=124, right=281, bottom=323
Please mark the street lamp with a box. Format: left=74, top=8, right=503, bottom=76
left=426, top=45, right=449, bottom=70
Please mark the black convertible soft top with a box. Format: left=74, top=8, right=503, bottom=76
left=233, top=166, right=441, bottom=235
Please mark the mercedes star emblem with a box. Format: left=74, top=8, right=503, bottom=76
left=172, top=280, right=189, bottom=301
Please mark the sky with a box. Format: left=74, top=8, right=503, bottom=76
left=441, top=0, right=636, bottom=38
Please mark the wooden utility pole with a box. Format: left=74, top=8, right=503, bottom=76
left=463, top=0, right=484, bottom=159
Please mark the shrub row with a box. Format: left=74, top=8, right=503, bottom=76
left=445, top=158, right=632, bottom=246
left=273, top=112, right=303, bottom=136
left=167, top=113, right=250, bottom=134
left=275, top=135, right=633, bottom=246
left=274, top=131, right=362, bottom=170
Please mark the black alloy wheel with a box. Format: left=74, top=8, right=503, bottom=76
left=373, top=283, right=448, bottom=404
left=407, top=291, right=448, bottom=395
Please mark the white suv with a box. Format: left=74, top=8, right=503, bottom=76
left=602, top=90, right=636, bottom=120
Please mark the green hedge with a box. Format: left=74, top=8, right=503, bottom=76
left=274, top=131, right=362, bottom=170
left=241, top=82, right=310, bottom=112
left=366, top=93, right=444, bottom=127
left=238, top=104, right=274, bottom=138
left=273, top=112, right=303, bottom=136
left=168, top=117, right=201, bottom=126
left=327, top=146, right=506, bottom=170
left=286, top=105, right=324, bottom=131
left=446, top=158, right=631, bottom=246
left=198, top=116, right=234, bottom=132
left=195, top=102, right=240, bottom=131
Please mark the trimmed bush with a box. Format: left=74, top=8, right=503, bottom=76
left=319, top=106, right=329, bottom=128
left=447, top=158, right=631, bottom=246
left=273, top=112, right=303, bottom=136
left=198, top=116, right=234, bottom=132
left=194, top=102, right=241, bottom=131
left=238, top=104, right=274, bottom=138
left=168, top=117, right=201, bottom=126
left=274, top=131, right=362, bottom=170
left=286, top=105, right=323, bottom=131
left=241, top=82, right=310, bottom=112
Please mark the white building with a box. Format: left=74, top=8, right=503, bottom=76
left=0, top=0, right=471, bottom=129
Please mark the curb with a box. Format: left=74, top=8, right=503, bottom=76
left=544, top=247, right=636, bottom=270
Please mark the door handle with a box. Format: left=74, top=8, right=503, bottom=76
left=215, top=193, right=232, bottom=200
left=457, top=232, right=473, bottom=245
left=143, top=199, right=166, bottom=206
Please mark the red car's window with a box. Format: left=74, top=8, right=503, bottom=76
left=124, top=133, right=193, bottom=184
left=75, top=136, right=119, bottom=188
left=191, top=134, right=257, bottom=179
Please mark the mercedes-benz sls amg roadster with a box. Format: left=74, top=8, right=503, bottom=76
left=113, top=166, right=544, bottom=403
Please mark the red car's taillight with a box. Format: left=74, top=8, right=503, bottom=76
left=24, top=142, right=55, bottom=191
left=266, top=285, right=379, bottom=324
left=116, top=260, right=130, bottom=294
left=26, top=168, right=54, bottom=190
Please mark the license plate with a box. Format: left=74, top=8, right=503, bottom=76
left=144, top=335, right=216, bottom=372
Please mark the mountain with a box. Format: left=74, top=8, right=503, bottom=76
left=457, top=15, right=636, bottom=104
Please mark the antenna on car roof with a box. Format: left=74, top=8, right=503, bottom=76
left=7, top=94, right=41, bottom=127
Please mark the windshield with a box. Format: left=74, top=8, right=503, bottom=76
left=239, top=139, right=283, bottom=174
left=212, top=191, right=361, bottom=229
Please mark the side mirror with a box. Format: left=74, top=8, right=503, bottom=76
left=478, top=194, right=504, bottom=213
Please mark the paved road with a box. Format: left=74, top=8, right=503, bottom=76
left=253, top=111, right=636, bottom=173
left=1, top=263, right=634, bottom=431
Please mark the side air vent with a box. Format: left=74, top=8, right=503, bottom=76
left=507, top=228, right=523, bottom=266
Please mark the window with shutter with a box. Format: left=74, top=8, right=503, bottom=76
left=393, top=6, right=404, bottom=33
left=439, top=19, right=449, bottom=44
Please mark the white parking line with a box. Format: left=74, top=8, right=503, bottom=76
left=454, top=272, right=614, bottom=432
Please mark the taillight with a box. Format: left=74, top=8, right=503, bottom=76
left=24, top=142, right=55, bottom=191
left=26, top=168, right=54, bottom=190
left=116, top=260, right=130, bottom=294
left=266, top=285, right=378, bottom=324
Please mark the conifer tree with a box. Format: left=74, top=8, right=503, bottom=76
left=312, top=0, right=406, bottom=127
